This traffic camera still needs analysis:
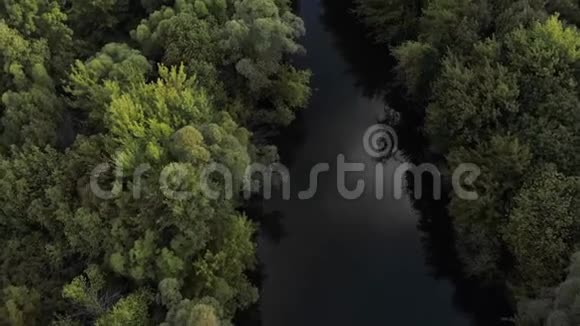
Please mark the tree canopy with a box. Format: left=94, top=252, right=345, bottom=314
left=0, top=0, right=310, bottom=324
left=357, top=0, right=580, bottom=317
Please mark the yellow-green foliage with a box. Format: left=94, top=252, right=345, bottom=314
left=0, top=0, right=308, bottom=324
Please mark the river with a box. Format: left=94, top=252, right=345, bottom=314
left=238, top=1, right=510, bottom=325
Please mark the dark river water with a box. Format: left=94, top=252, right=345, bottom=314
left=238, top=1, right=511, bottom=325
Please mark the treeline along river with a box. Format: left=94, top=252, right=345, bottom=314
left=237, top=0, right=512, bottom=325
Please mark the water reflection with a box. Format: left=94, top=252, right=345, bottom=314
left=319, top=0, right=394, bottom=100
left=319, top=0, right=512, bottom=324
left=237, top=0, right=512, bottom=325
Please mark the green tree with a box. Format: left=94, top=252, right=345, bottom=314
left=60, top=63, right=255, bottom=323
left=221, top=0, right=305, bottom=92
left=358, top=0, right=580, bottom=308
left=0, top=0, right=74, bottom=76
left=161, top=298, right=225, bottom=326
left=417, top=0, right=488, bottom=51
left=66, top=43, right=152, bottom=132
left=503, top=16, right=580, bottom=174
left=0, top=0, right=308, bottom=323
left=449, top=135, right=532, bottom=279
left=504, top=166, right=580, bottom=293
left=392, top=41, right=438, bottom=99
left=132, top=0, right=311, bottom=127
left=0, top=21, right=64, bottom=150
left=354, top=0, right=424, bottom=43
left=516, top=252, right=580, bottom=326
left=0, top=286, right=41, bottom=326
left=426, top=39, right=520, bottom=150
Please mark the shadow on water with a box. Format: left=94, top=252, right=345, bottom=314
left=236, top=197, right=286, bottom=326
left=410, top=177, right=514, bottom=326
left=319, top=0, right=395, bottom=100
left=237, top=0, right=512, bottom=325
left=318, top=0, right=513, bottom=324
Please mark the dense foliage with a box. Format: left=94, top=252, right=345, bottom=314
left=356, top=0, right=580, bottom=323
left=516, top=251, right=580, bottom=325
left=0, top=0, right=310, bottom=324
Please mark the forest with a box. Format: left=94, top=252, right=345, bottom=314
left=0, top=0, right=310, bottom=324
left=3, top=0, right=580, bottom=324
left=355, top=0, right=580, bottom=324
